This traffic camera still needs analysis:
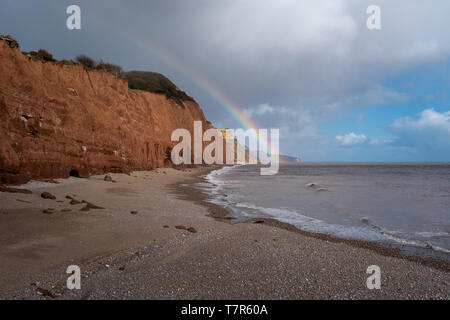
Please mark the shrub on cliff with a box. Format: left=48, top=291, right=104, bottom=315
left=123, top=71, right=194, bottom=108
left=76, top=54, right=96, bottom=69
left=95, top=60, right=123, bottom=77
left=76, top=55, right=123, bottom=77
left=36, top=49, right=55, bottom=62
left=23, top=49, right=55, bottom=62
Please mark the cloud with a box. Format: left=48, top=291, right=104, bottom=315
left=336, top=133, right=368, bottom=146
left=389, top=109, right=450, bottom=153
left=2, top=0, right=450, bottom=161
left=324, top=86, right=409, bottom=110
left=242, top=103, right=275, bottom=118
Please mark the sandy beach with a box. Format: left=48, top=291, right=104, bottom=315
left=0, top=167, right=448, bottom=299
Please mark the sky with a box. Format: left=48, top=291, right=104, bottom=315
left=1, top=0, right=450, bottom=161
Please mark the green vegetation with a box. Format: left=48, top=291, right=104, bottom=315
left=76, top=55, right=123, bottom=77
left=1, top=36, right=192, bottom=105
left=123, top=71, right=194, bottom=108
left=23, top=49, right=70, bottom=64
left=76, top=54, right=96, bottom=69
left=28, top=49, right=55, bottom=62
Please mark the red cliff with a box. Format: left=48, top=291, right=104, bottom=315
left=0, top=40, right=211, bottom=184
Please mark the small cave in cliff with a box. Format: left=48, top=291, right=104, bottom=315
left=69, top=170, right=80, bottom=178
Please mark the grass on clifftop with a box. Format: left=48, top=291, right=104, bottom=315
left=1, top=36, right=193, bottom=108
left=123, top=71, right=194, bottom=108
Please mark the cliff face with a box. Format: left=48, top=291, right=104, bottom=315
left=0, top=40, right=211, bottom=184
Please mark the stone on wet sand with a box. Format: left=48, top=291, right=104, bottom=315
left=41, top=192, right=56, bottom=200
left=187, top=227, right=197, bottom=233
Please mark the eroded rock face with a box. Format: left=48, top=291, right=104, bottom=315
left=0, top=40, right=212, bottom=184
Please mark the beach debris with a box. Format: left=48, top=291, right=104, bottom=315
left=41, top=192, right=56, bottom=200
left=0, top=184, right=32, bottom=194
left=187, top=227, right=197, bottom=233
left=253, top=220, right=265, bottom=224
left=36, top=287, right=57, bottom=298
left=163, top=225, right=169, bottom=228
left=130, top=211, right=138, bottom=215
left=306, top=183, right=319, bottom=188
left=80, top=200, right=104, bottom=211
left=70, top=199, right=81, bottom=205
left=175, top=225, right=187, bottom=230
left=65, top=195, right=74, bottom=200
left=306, top=182, right=327, bottom=191
left=119, top=266, right=125, bottom=271
left=361, top=217, right=371, bottom=224
left=104, top=175, right=113, bottom=182
left=43, top=208, right=55, bottom=214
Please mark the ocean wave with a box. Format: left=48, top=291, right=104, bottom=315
left=361, top=218, right=450, bottom=254
left=201, top=165, right=450, bottom=255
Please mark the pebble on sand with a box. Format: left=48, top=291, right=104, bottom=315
left=36, top=287, right=57, bottom=298
left=41, top=192, right=56, bottom=200
left=187, top=227, right=197, bottom=233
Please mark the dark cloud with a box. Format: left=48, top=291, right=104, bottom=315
left=1, top=0, right=449, bottom=160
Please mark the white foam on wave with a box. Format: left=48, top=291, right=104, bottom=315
left=361, top=218, right=450, bottom=253
left=200, top=165, right=450, bottom=254
left=205, top=165, right=240, bottom=184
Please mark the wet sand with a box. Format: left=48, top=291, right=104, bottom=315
left=0, top=166, right=448, bottom=299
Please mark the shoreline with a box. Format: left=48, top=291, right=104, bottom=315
left=172, top=165, right=450, bottom=273
left=0, top=166, right=448, bottom=299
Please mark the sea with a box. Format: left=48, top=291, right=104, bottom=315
left=194, top=163, right=450, bottom=261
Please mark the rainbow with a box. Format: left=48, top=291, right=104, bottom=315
left=116, top=30, right=271, bottom=154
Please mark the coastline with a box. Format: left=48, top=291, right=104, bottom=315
left=173, top=165, right=450, bottom=273
left=0, top=166, right=448, bottom=299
